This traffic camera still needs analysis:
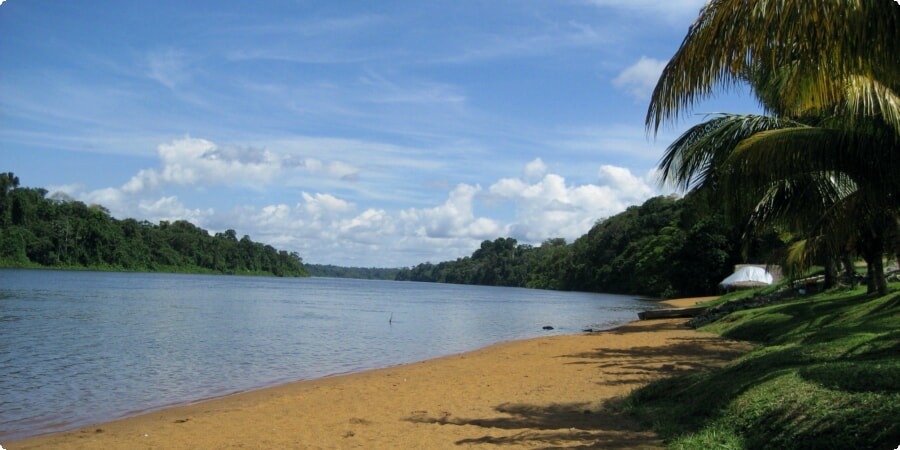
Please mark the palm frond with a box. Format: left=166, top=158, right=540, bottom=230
left=647, top=0, right=900, bottom=132
left=724, top=126, right=900, bottom=199
left=658, top=114, right=804, bottom=191
left=784, top=238, right=819, bottom=279
left=839, top=76, right=900, bottom=138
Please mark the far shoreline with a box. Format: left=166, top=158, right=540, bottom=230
left=0, top=264, right=309, bottom=278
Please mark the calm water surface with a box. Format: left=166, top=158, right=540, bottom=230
left=0, top=269, right=653, bottom=441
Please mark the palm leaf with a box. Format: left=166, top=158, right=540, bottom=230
left=658, top=114, right=805, bottom=191
left=647, top=0, right=900, bottom=132
left=724, top=127, right=900, bottom=201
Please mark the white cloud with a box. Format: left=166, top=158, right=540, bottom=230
left=612, top=56, right=668, bottom=101
left=597, top=164, right=655, bottom=200
left=46, top=183, right=85, bottom=199
left=401, top=184, right=502, bottom=240
left=524, top=158, right=548, bottom=182
left=82, top=187, right=125, bottom=209
left=54, top=180, right=214, bottom=227
left=121, top=137, right=359, bottom=194
left=301, top=192, right=354, bottom=217
left=137, top=196, right=213, bottom=224
left=488, top=163, right=659, bottom=243
left=199, top=186, right=503, bottom=266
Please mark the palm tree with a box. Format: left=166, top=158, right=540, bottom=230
left=647, top=0, right=899, bottom=134
left=648, top=0, right=900, bottom=294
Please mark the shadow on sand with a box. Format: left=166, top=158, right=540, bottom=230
left=406, top=401, right=661, bottom=449
left=403, top=321, right=752, bottom=449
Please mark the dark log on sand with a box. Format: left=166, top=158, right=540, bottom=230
left=638, top=306, right=708, bottom=320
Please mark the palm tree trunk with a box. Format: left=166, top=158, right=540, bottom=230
left=823, top=253, right=837, bottom=289
left=842, top=254, right=856, bottom=287
left=861, top=247, right=887, bottom=296
left=871, top=256, right=887, bottom=296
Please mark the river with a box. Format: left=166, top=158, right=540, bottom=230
left=0, top=269, right=653, bottom=440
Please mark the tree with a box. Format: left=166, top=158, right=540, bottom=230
left=0, top=174, right=309, bottom=277
left=648, top=0, right=900, bottom=294
left=647, top=1, right=899, bottom=134
left=0, top=172, right=21, bottom=226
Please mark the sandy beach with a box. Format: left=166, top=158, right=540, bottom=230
left=7, top=296, right=749, bottom=449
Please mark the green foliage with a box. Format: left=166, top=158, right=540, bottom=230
left=395, top=237, right=531, bottom=287
left=650, top=1, right=900, bottom=295
left=0, top=173, right=309, bottom=277
left=305, top=264, right=399, bottom=280
left=396, top=193, right=748, bottom=297
left=623, top=284, right=900, bottom=449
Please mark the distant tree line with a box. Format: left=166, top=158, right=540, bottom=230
left=305, top=264, right=399, bottom=280
left=0, top=172, right=309, bottom=277
left=396, top=194, right=781, bottom=298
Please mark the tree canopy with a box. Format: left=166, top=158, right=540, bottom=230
left=650, top=0, right=900, bottom=294
left=396, top=194, right=761, bottom=298
left=0, top=173, right=309, bottom=277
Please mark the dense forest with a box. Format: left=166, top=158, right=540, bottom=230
left=305, top=264, right=399, bottom=280
left=396, top=193, right=780, bottom=298
left=0, top=173, right=309, bottom=277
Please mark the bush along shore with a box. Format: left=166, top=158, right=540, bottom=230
left=621, top=282, right=900, bottom=449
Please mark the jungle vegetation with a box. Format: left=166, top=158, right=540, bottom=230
left=0, top=172, right=308, bottom=277
left=396, top=192, right=781, bottom=298
left=305, top=264, right=400, bottom=280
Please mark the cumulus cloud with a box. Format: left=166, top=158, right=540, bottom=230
left=524, top=158, right=547, bottom=182
left=489, top=162, right=658, bottom=243
left=301, top=192, right=354, bottom=218
left=612, top=56, right=667, bottom=101
left=206, top=186, right=502, bottom=266
left=121, top=137, right=360, bottom=194
left=136, top=196, right=213, bottom=224
left=597, top=164, right=655, bottom=200
left=123, top=137, right=284, bottom=192
left=401, top=184, right=502, bottom=240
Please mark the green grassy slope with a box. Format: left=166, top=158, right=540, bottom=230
left=623, top=283, right=900, bottom=449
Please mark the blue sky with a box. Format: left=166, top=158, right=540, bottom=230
left=0, top=0, right=760, bottom=267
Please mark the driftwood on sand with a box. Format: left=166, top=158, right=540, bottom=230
left=637, top=306, right=708, bottom=320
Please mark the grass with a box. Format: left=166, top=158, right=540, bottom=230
left=621, top=282, right=900, bottom=449
left=691, top=281, right=790, bottom=309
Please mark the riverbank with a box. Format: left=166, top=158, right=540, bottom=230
left=7, top=296, right=750, bottom=449
left=0, top=262, right=307, bottom=278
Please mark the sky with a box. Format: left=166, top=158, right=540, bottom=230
left=0, top=0, right=761, bottom=267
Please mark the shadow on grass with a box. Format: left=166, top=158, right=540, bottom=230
left=406, top=401, right=662, bottom=449
left=624, top=288, right=900, bottom=449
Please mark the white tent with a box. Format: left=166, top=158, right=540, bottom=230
left=719, top=266, right=775, bottom=289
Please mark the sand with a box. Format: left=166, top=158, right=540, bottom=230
left=7, top=296, right=750, bottom=449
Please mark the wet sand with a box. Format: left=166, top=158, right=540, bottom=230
left=7, top=296, right=750, bottom=449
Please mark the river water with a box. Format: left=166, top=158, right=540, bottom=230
left=0, top=269, right=653, bottom=441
